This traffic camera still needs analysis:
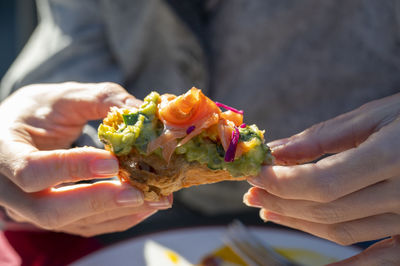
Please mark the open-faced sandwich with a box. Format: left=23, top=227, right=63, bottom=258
left=98, top=87, right=273, bottom=201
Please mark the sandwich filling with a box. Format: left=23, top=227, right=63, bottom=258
left=98, top=87, right=272, bottom=177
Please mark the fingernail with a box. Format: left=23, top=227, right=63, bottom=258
left=147, top=198, right=171, bottom=209
left=116, top=187, right=144, bottom=206
left=243, top=192, right=251, bottom=205
left=91, top=159, right=119, bottom=176
left=243, top=192, right=262, bottom=207
left=247, top=176, right=264, bottom=188
left=259, top=209, right=268, bottom=222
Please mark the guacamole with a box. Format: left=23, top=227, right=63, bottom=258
left=98, top=92, right=162, bottom=155
left=175, top=126, right=271, bottom=177
left=98, top=92, right=272, bottom=177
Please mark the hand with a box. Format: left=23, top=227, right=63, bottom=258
left=327, top=235, right=400, bottom=266
left=0, top=82, right=172, bottom=237
left=243, top=93, right=400, bottom=263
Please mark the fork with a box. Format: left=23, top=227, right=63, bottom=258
left=223, top=220, right=300, bottom=266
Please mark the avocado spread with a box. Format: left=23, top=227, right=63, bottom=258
left=98, top=92, right=272, bottom=177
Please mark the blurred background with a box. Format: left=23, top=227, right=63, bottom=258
left=0, top=0, right=37, bottom=79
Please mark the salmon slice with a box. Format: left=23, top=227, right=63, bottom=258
left=148, top=87, right=222, bottom=162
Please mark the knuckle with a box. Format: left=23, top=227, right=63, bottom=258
left=88, top=197, right=107, bottom=213
left=263, top=196, right=284, bottom=214
left=55, top=149, right=88, bottom=179
left=302, top=122, right=327, bottom=147
left=33, top=203, right=62, bottom=230
left=258, top=169, right=283, bottom=196
left=311, top=168, right=340, bottom=203
left=97, top=82, right=124, bottom=100
left=61, top=151, right=85, bottom=179
left=327, top=224, right=357, bottom=246
left=264, top=179, right=282, bottom=196
left=12, top=159, right=36, bottom=192
left=302, top=123, right=320, bottom=138
left=309, top=204, right=344, bottom=224
left=93, top=82, right=127, bottom=116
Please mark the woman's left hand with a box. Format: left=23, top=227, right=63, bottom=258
left=244, top=93, right=400, bottom=264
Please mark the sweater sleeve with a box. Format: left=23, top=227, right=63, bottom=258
left=0, top=0, right=123, bottom=101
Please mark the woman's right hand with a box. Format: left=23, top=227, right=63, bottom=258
left=0, top=82, right=172, bottom=237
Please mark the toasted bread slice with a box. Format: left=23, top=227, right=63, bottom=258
left=117, top=149, right=246, bottom=201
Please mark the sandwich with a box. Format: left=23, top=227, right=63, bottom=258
left=98, top=87, right=273, bottom=201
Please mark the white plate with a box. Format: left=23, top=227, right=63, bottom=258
left=72, top=226, right=361, bottom=266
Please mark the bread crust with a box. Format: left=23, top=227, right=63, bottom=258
left=117, top=149, right=247, bottom=201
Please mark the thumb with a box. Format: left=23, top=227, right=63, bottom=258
left=327, top=236, right=400, bottom=266
left=11, top=147, right=119, bottom=192
left=269, top=95, right=399, bottom=165
left=42, top=82, right=142, bottom=123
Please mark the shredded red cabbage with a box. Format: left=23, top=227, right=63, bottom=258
left=186, top=125, right=195, bottom=134
left=215, top=102, right=244, bottom=115
left=224, top=127, right=240, bottom=162
left=240, top=123, right=246, bottom=128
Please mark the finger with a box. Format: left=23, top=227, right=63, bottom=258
left=244, top=179, right=399, bottom=224
left=0, top=175, right=172, bottom=231
left=328, top=235, right=400, bottom=266
left=62, top=82, right=141, bottom=121
left=25, top=82, right=141, bottom=124
left=59, top=210, right=157, bottom=237
left=5, top=208, right=25, bottom=223
left=260, top=211, right=400, bottom=246
left=26, top=181, right=171, bottom=230
left=248, top=122, right=400, bottom=202
left=269, top=93, right=400, bottom=165
left=9, top=147, right=119, bottom=192
left=6, top=199, right=167, bottom=227
left=74, top=198, right=172, bottom=226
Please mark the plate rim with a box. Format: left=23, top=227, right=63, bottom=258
left=73, top=224, right=362, bottom=265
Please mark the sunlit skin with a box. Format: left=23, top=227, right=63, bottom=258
left=244, top=93, right=400, bottom=265
left=0, top=82, right=172, bottom=237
